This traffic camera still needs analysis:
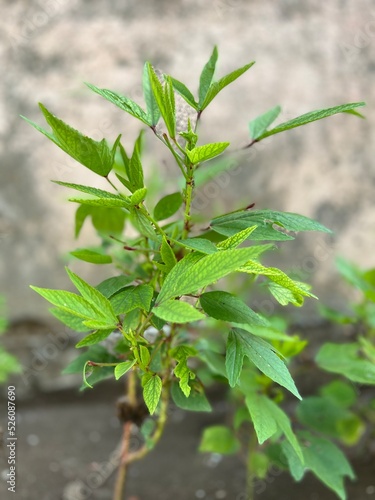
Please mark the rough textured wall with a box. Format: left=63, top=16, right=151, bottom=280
left=1, top=0, right=374, bottom=322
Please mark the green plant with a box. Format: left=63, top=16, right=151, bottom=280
left=0, top=297, right=22, bottom=383
left=24, top=47, right=365, bottom=500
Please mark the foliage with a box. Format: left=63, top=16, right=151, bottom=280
left=25, top=47, right=365, bottom=499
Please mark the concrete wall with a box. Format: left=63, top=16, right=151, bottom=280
left=1, top=0, right=374, bottom=322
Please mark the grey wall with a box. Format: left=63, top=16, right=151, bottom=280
left=1, top=0, right=374, bottom=323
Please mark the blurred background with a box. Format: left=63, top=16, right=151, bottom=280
left=0, top=1, right=374, bottom=499
left=1, top=0, right=374, bottom=323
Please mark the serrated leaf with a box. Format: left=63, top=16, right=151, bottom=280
left=142, top=373, right=162, bottom=415
left=232, top=329, right=301, bottom=399
left=160, top=237, right=177, bottom=273
left=50, top=307, right=92, bottom=332
left=65, top=268, right=118, bottom=324
left=226, top=330, right=245, bottom=387
left=22, top=104, right=115, bottom=176
left=127, top=131, right=145, bottom=192
left=147, top=64, right=176, bottom=138
left=154, top=192, right=183, bottom=221
left=298, top=431, right=355, bottom=500
left=143, top=62, right=161, bottom=126
left=157, top=247, right=266, bottom=304
left=171, top=381, right=211, bottom=412
left=130, top=187, right=147, bottom=206
left=211, top=209, right=331, bottom=240
left=153, top=300, right=204, bottom=324
left=170, top=77, right=199, bottom=110
left=177, top=238, right=218, bottom=254
left=30, top=286, right=107, bottom=322
left=96, top=275, right=135, bottom=298
left=316, top=343, right=375, bottom=384
left=198, top=46, right=218, bottom=107
left=200, top=291, right=268, bottom=329
left=245, top=393, right=278, bottom=444
left=85, top=83, right=151, bottom=126
left=239, top=261, right=316, bottom=305
left=114, top=359, right=136, bottom=380
left=130, top=207, right=159, bottom=241
left=76, top=328, right=114, bottom=348
left=110, top=285, right=153, bottom=315
left=199, top=425, right=241, bottom=455
left=200, top=61, right=255, bottom=110
left=256, top=102, right=365, bottom=141
left=217, top=226, right=258, bottom=249
left=139, top=345, right=151, bottom=368
left=70, top=249, right=112, bottom=264
left=246, top=394, right=303, bottom=462
left=170, top=345, right=197, bottom=397
left=186, top=142, right=230, bottom=164
left=249, top=105, right=281, bottom=140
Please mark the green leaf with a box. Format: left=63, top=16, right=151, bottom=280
left=154, top=192, right=183, bottom=221
left=147, top=64, right=176, bottom=138
left=239, top=261, right=316, bottom=305
left=198, top=46, right=218, bottom=107
left=170, top=345, right=197, bottom=397
left=256, top=102, right=366, bottom=141
left=217, top=226, right=258, bottom=250
left=30, top=286, right=107, bottom=322
left=130, top=207, right=159, bottom=241
left=171, top=381, right=212, bottom=412
left=316, top=343, right=375, bottom=384
left=336, top=256, right=370, bottom=292
left=143, top=62, right=161, bottom=126
left=110, top=285, right=153, bottom=315
left=159, top=237, right=177, bottom=273
left=170, top=77, right=199, bottom=110
left=320, top=380, right=357, bottom=409
left=63, top=345, right=116, bottom=374
left=75, top=205, right=126, bottom=238
left=54, top=181, right=130, bottom=207
left=130, top=188, right=147, bottom=206
left=200, top=291, right=268, bottom=328
left=157, top=247, right=267, bottom=304
left=299, top=431, right=355, bottom=500
left=186, top=142, right=230, bottom=164
left=142, top=373, right=162, bottom=415
left=249, top=105, right=281, bottom=140
left=50, top=307, right=92, bottom=332
left=127, top=131, right=145, bottom=192
left=76, top=329, right=114, bottom=348
left=200, top=61, right=255, bottom=110
left=177, top=238, right=218, bottom=254
left=281, top=441, right=305, bottom=481
left=232, top=329, right=301, bottom=399
left=199, top=426, right=241, bottom=455
left=246, top=394, right=303, bottom=462
left=22, top=104, right=116, bottom=176
left=85, top=83, right=151, bottom=126
left=226, top=330, right=245, bottom=387
left=211, top=209, right=331, bottom=240
left=139, top=345, right=151, bottom=368
left=296, top=396, right=364, bottom=445
left=70, top=249, right=112, bottom=264
left=65, top=268, right=118, bottom=324
left=114, top=359, right=136, bottom=380
left=96, top=275, right=135, bottom=298
left=153, top=300, right=205, bottom=324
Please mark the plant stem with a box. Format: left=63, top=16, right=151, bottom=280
left=182, top=164, right=194, bottom=239
left=246, top=430, right=257, bottom=500
left=113, top=369, right=137, bottom=500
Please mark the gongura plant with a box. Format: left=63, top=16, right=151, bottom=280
left=23, top=47, right=365, bottom=499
